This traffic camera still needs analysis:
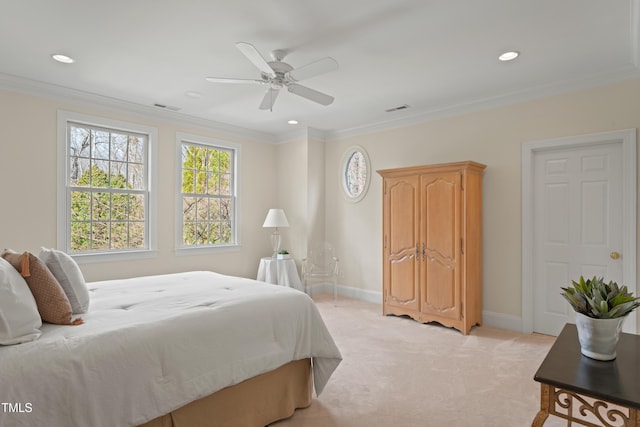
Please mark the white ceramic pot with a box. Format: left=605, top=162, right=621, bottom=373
left=575, top=312, right=625, bottom=361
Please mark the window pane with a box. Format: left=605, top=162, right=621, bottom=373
left=128, top=136, right=145, bottom=163
left=70, top=126, right=90, bottom=157
left=207, top=173, right=219, bottom=195
left=220, top=198, right=232, bottom=222
left=110, top=133, right=128, bottom=162
left=112, top=194, right=128, bottom=220
left=182, top=145, right=194, bottom=169
left=71, top=191, right=91, bottom=220
left=129, top=195, right=145, bottom=221
left=194, top=147, right=205, bottom=170
left=110, top=161, right=127, bottom=188
left=218, top=150, right=231, bottom=173
left=71, top=222, right=91, bottom=251
left=128, top=163, right=144, bottom=190
left=210, top=198, right=221, bottom=221
left=220, top=174, right=231, bottom=195
left=91, top=222, right=110, bottom=250
left=220, top=220, right=231, bottom=244
left=92, top=161, right=110, bottom=188
left=111, top=222, right=128, bottom=249
left=92, top=130, right=110, bottom=160
left=69, top=156, right=91, bottom=186
left=183, top=222, right=197, bottom=245
left=183, top=197, right=196, bottom=221
left=195, top=171, right=207, bottom=194
left=196, top=198, right=209, bottom=220
left=129, top=222, right=145, bottom=248
left=182, top=170, right=194, bottom=193
left=196, top=223, right=209, bottom=245
left=92, top=193, right=111, bottom=221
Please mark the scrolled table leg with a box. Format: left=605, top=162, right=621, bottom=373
left=532, top=383, right=550, bottom=427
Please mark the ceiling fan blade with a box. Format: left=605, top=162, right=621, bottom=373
left=259, top=88, right=280, bottom=111
left=287, top=83, right=334, bottom=106
left=236, top=42, right=276, bottom=78
left=206, top=77, right=265, bottom=84
left=287, top=57, right=338, bottom=82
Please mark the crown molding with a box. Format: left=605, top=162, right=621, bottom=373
left=3, top=62, right=640, bottom=146
left=323, top=65, right=640, bottom=142
left=0, top=72, right=277, bottom=144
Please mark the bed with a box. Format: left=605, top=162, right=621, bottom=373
left=0, top=270, right=342, bottom=427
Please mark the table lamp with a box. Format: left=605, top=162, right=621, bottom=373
left=263, top=208, right=289, bottom=257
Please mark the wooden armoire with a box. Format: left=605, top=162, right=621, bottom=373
left=377, top=161, right=486, bottom=335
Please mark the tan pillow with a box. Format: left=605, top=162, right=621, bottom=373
left=1, top=251, right=82, bottom=325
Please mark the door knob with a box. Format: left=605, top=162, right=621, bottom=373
left=610, top=251, right=621, bottom=260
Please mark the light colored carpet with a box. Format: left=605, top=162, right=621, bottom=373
left=273, top=295, right=565, bottom=427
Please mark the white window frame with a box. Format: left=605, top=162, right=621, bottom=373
left=57, top=110, right=158, bottom=263
left=175, top=132, right=241, bottom=254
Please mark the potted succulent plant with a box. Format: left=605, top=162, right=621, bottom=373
left=561, top=276, right=640, bottom=361
left=276, top=249, right=291, bottom=260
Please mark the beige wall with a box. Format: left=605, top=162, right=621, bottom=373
left=274, top=132, right=326, bottom=266
left=3, top=78, right=640, bottom=329
left=322, top=78, right=640, bottom=327
left=275, top=139, right=308, bottom=259
left=0, top=89, right=277, bottom=282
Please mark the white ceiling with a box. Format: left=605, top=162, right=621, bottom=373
left=1, top=0, right=639, bottom=141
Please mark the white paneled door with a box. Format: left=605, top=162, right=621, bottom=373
left=531, top=142, right=628, bottom=336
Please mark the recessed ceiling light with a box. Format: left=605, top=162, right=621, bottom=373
left=498, top=51, right=519, bottom=62
left=51, top=54, right=75, bottom=64
left=185, top=91, right=202, bottom=99
left=287, top=120, right=299, bottom=125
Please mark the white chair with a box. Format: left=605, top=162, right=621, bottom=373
left=302, top=242, right=339, bottom=302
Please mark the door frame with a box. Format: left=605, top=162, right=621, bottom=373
left=521, top=129, right=637, bottom=334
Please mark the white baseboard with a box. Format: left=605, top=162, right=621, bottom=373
left=481, top=311, right=523, bottom=332
left=307, top=283, right=382, bottom=304
left=312, top=283, right=524, bottom=333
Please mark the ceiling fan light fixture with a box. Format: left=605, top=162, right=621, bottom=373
left=498, top=51, right=519, bottom=62
left=51, top=53, right=74, bottom=64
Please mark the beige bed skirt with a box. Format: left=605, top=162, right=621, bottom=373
left=138, top=358, right=312, bottom=427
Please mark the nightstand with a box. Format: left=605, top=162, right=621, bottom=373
left=257, top=257, right=303, bottom=291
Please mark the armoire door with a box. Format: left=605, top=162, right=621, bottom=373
left=383, top=175, right=420, bottom=312
left=420, top=172, right=461, bottom=320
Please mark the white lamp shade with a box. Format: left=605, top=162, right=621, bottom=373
left=263, top=209, right=289, bottom=228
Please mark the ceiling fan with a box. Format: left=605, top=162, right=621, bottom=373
left=206, top=42, right=338, bottom=111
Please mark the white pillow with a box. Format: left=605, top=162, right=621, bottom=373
left=0, top=257, right=42, bottom=345
left=39, top=247, right=90, bottom=314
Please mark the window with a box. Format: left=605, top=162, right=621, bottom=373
left=57, top=111, right=157, bottom=260
left=177, top=133, right=239, bottom=251
left=341, top=145, right=371, bottom=202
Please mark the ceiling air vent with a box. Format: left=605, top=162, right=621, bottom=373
left=153, top=103, right=181, bottom=111
left=385, top=104, right=410, bottom=113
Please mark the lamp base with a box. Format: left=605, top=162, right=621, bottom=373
left=270, top=230, right=281, bottom=258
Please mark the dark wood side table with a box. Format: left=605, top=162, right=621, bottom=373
left=532, top=323, right=640, bottom=426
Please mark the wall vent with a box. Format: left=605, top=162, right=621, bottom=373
left=153, top=103, right=181, bottom=111
left=385, top=104, right=410, bottom=113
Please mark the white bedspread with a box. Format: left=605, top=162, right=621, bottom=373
left=0, top=271, right=342, bottom=427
